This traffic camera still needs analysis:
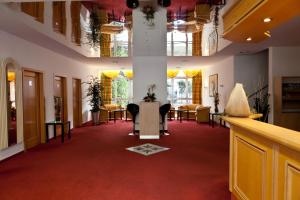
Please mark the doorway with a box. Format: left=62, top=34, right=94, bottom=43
left=23, top=70, right=44, bottom=149
left=54, top=76, right=68, bottom=134
left=72, top=78, right=82, bottom=128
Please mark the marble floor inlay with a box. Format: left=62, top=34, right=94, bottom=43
left=126, top=143, right=170, bottom=156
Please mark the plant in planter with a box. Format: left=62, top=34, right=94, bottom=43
left=213, top=91, right=220, bottom=113
left=143, top=84, right=156, bottom=102
left=85, top=7, right=101, bottom=48
left=142, top=5, right=155, bottom=26
left=84, top=76, right=103, bottom=125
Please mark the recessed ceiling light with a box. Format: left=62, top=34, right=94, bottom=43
left=263, top=17, right=272, bottom=23
left=246, top=37, right=252, bottom=42
left=264, top=31, right=271, bottom=37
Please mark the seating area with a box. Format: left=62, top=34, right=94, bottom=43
left=99, top=103, right=211, bottom=125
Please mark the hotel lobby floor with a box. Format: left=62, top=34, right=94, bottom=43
left=0, top=121, right=230, bottom=200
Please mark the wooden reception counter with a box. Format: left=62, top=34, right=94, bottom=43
left=139, top=102, right=160, bottom=139
left=222, top=116, right=300, bottom=200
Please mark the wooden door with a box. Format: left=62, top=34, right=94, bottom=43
left=72, top=78, right=82, bottom=128
left=23, top=71, right=40, bottom=149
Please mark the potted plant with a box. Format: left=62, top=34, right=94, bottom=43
left=213, top=91, right=220, bottom=113
left=85, top=7, right=101, bottom=48
left=143, top=84, right=156, bottom=102
left=142, top=5, right=155, bottom=26
left=84, top=76, right=103, bottom=125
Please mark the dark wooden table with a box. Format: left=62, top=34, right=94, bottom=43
left=45, top=121, right=71, bottom=143
left=209, top=113, right=225, bottom=128
left=112, top=109, right=125, bottom=123
left=177, top=109, right=196, bottom=122
left=177, top=110, right=185, bottom=123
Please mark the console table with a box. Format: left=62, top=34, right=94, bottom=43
left=209, top=112, right=225, bottom=128
left=45, top=121, right=71, bottom=143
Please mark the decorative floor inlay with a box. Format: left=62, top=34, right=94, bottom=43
left=126, top=143, right=170, bottom=156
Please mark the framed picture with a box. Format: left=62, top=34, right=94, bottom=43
left=209, top=74, right=218, bottom=97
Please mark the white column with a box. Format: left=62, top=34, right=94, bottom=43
left=132, top=6, right=167, bottom=104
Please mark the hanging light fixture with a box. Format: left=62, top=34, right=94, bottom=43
left=158, top=0, right=171, bottom=7
left=126, top=0, right=139, bottom=9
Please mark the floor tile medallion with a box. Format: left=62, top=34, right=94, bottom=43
left=126, top=143, right=170, bottom=156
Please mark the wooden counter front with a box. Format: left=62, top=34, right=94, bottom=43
left=222, top=116, right=300, bottom=200
left=139, top=102, right=160, bottom=139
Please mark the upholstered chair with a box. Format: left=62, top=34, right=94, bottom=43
left=196, top=106, right=211, bottom=123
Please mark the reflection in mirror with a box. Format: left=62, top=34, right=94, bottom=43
left=6, top=66, right=17, bottom=146
left=54, top=96, right=63, bottom=122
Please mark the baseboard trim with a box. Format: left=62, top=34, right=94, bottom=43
left=0, top=142, right=24, bottom=162
left=139, top=135, right=160, bottom=139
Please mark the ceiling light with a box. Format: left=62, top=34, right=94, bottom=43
left=264, top=31, right=271, bottom=37
left=263, top=17, right=272, bottom=23
left=246, top=37, right=252, bottom=42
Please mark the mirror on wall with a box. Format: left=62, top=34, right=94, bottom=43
left=6, top=66, right=17, bottom=146
left=54, top=96, right=63, bottom=122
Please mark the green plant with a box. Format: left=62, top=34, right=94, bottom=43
left=143, top=84, right=156, bottom=102
left=213, top=91, right=220, bottom=113
left=253, top=93, right=270, bottom=122
left=142, top=5, right=155, bottom=26
left=84, top=76, right=103, bottom=112
left=177, top=80, right=186, bottom=97
left=86, top=8, right=101, bottom=48
left=112, top=75, right=129, bottom=107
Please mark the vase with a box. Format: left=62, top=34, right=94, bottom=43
left=92, top=111, right=100, bottom=125
left=214, top=105, right=219, bottom=113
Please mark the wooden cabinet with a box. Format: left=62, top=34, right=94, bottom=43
left=230, top=127, right=273, bottom=200
left=224, top=117, right=300, bottom=200
left=139, top=102, right=160, bottom=139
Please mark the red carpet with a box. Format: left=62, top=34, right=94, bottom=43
left=0, top=121, right=230, bottom=200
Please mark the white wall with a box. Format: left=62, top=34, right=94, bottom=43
left=202, top=56, right=235, bottom=112
left=0, top=30, right=98, bottom=160
left=268, top=46, right=300, bottom=123
left=234, top=50, right=269, bottom=106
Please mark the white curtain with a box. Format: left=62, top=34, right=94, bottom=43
left=0, top=59, right=8, bottom=149
left=16, top=68, right=23, bottom=143
left=0, top=58, right=24, bottom=149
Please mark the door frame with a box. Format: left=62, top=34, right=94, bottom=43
left=22, top=67, right=45, bottom=146
left=72, top=77, right=82, bottom=128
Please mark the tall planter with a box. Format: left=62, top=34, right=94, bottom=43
left=84, top=76, right=103, bottom=125
left=92, top=111, right=100, bottom=125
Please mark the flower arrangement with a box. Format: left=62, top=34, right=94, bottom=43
left=213, top=91, right=220, bottom=113
left=142, top=5, right=155, bottom=26
left=143, top=84, right=156, bottom=102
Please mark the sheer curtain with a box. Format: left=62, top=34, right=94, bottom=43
left=0, top=60, right=8, bottom=149
left=0, top=58, right=24, bottom=150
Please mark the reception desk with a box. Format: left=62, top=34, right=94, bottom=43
left=223, top=116, right=300, bottom=200
left=139, top=102, right=160, bottom=139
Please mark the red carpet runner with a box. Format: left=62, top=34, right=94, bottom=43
left=0, top=121, right=230, bottom=200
